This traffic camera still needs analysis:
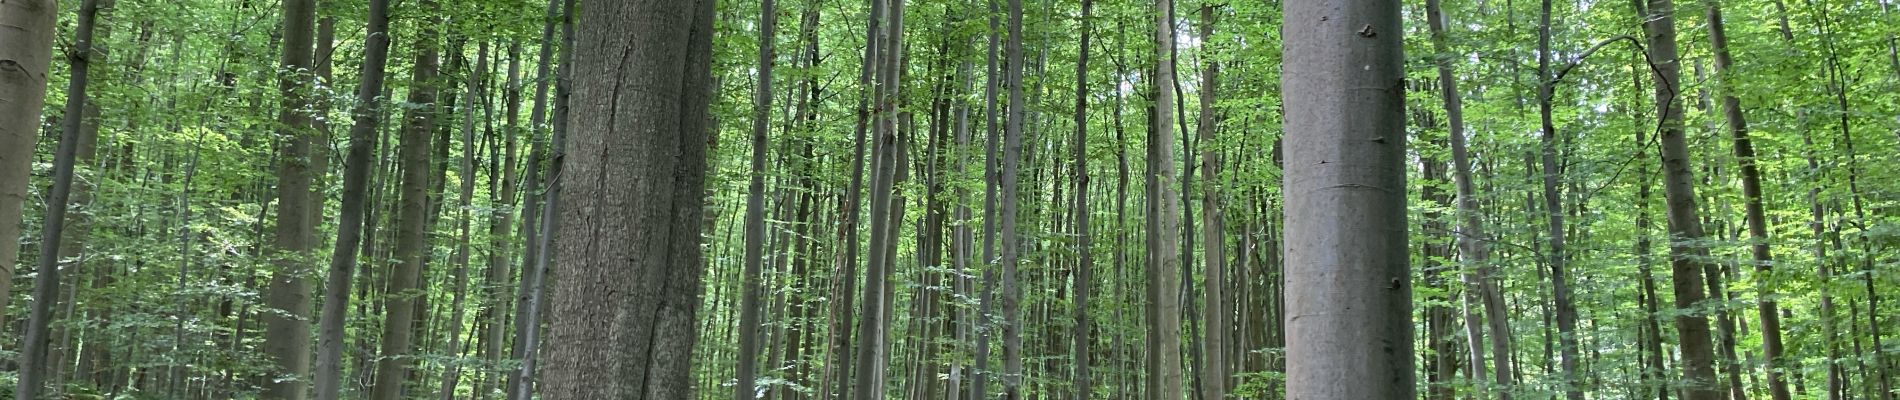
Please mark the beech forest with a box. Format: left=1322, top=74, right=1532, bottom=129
left=0, top=0, right=1897, bottom=399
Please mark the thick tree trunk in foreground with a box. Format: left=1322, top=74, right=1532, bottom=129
left=369, top=2, right=441, bottom=397
left=1639, top=0, right=1723, bottom=397
left=539, top=0, right=717, bottom=398
left=314, top=0, right=392, bottom=397
left=15, top=0, right=102, bottom=398
left=1280, top=0, right=1415, bottom=397
left=0, top=0, right=58, bottom=328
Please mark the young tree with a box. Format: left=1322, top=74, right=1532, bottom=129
left=1279, top=0, right=1415, bottom=398
left=538, top=0, right=718, bottom=398
left=0, top=0, right=57, bottom=326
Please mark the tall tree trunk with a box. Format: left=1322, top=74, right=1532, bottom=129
left=853, top=1, right=904, bottom=397
left=1279, top=0, right=1413, bottom=397
left=737, top=0, right=779, bottom=396
left=509, top=0, right=574, bottom=397
left=262, top=0, right=318, bottom=395
left=1422, top=1, right=1510, bottom=397
left=1638, top=0, right=1724, bottom=397
left=314, top=0, right=392, bottom=397
left=1195, top=6, right=1229, bottom=399
left=1000, top=0, right=1027, bottom=398
left=539, top=0, right=717, bottom=398
left=0, top=0, right=58, bottom=329
left=1070, top=1, right=1094, bottom=399
left=14, top=0, right=104, bottom=397
left=969, top=1, right=1001, bottom=398
left=1147, top=1, right=1186, bottom=399
left=1534, top=0, right=1584, bottom=397
left=1704, top=4, right=1790, bottom=398
left=368, top=2, right=441, bottom=397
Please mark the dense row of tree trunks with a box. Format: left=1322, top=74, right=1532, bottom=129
left=1000, top=0, right=1027, bottom=398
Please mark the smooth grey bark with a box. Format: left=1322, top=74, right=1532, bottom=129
left=736, top=0, right=778, bottom=396
left=1638, top=0, right=1723, bottom=397
left=853, top=1, right=903, bottom=397
left=0, top=0, right=58, bottom=327
left=260, top=0, right=318, bottom=396
left=1280, top=0, right=1415, bottom=397
left=539, top=0, right=717, bottom=398
left=1147, top=1, right=1186, bottom=399
left=314, top=0, right=392, bottom=397
left=368, top=1, right=440, bottom=397
left=15, top=0, right=103, bottom=398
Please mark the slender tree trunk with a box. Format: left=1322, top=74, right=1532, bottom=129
left=737, top=0, right=779, bottom=396
left=1534, top=1, right=1584, bottom=397
left=1703, top=5, right=1790, bottom=398
left=823, top=0, right=882, bottom=395
left=1147, top=1, right=1186, bottom=399
left=0, top=0, right=58, bottom=329
left=14, top=0, right=103, bottom=397
left=1422, top=2, right=1505, bottom=397
left=437, top=41, right=487, bottom=400
left=1280, top=0, right=1414, bottom=397
left=1195, top=6, right=1228, bottom=399
left=539, top=0, right=717, bottom=398
left=1000, top=0, right=1027, bottom=398
left=1639, top=0, right=1724, bottom=397
left=1070, top=1, right=1094, bottom=399
left=509, top=0, right=573, bottom=397
left=314, top=0, right=391, bottom=397
left=368, top=2, right=440, bottom=397
left=969, top=1, right=1001, bottom=398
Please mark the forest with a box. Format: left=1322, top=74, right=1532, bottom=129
left=0, top=0, right=1896, bottom=398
